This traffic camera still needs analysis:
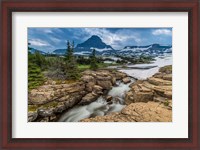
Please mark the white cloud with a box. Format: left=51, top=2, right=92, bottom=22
left=152, top=29, right=172, bottom=36
left=29, top=39, right=50, bottom=47
left=83, top=28, right=143, bottom=49
left=50, top=37, right=62, bottom=43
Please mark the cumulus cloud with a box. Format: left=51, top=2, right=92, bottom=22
left=29, top=39, right=50, bottom=47
left=82, top=28, right=143, bottom=49
left=152, top=29, right=172, bottom=36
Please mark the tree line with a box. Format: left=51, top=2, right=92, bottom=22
left=28, top=41, right=99, bottom=89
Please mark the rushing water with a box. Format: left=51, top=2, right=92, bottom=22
left=58, top=79, right=135, bottom=122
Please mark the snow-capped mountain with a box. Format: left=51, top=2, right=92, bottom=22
left=52, top=35, right=115, bottom=55
left=52, top=35, right=172, bottom=57
left=75, top=35, right=115, bottom=55
left=118, top=44, right=172, bottom=57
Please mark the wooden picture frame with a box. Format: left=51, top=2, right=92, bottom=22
left=1, top=0, right=199, bottom=149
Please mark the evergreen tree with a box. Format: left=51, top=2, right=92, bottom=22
left=90, top=49, right=98, bottom=70
left=28, top=42, right=45, bottom=89
left=65, top=41, right=79, bottom=79
left=28, top=53, right=44, bottom=89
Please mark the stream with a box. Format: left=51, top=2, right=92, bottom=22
left=58, top=79, right=135, bottom=122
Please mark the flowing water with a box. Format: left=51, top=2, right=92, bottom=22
left=58, top=79, right=135, bottom=122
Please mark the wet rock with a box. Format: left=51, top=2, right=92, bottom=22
left=93, top=85, right=103, bottom=94
left=79, top=92, right=99, bottom=105
left=107, top=101, right=113, bottom=105
left=106, top=95, right=112, bottom=102
left=54, top=103, right=66, bottom=113
left=49, top=115, right=57, bottom=121
left=97, top=80, right=112, bottom=90
left=28, top=112, right=38, bottom=122
left=40, top=117, right=49, bottom=122
left=122, top=77, right=131, bottom=84
left=38, top=108, right=54, bottom=117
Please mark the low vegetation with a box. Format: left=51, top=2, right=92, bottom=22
left=28, top=41, right=156, bottom=90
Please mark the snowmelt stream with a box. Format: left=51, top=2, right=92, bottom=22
left=58, top=79, right=135, bottom=122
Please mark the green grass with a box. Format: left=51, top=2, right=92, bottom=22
left=78, top=63, right=111, bottom=71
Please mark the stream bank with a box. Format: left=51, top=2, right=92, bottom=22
left=28, top=69, right=128, bottom=122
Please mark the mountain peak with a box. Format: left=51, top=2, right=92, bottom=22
left=76, top=35, right=113, bottom=50
left=91, top=35, right=101, bottom=39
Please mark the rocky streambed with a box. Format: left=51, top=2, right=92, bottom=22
left=82, top=65, right=172, bottom=122
left=28, top=65, right=172, bottom=122
left=28, top=69, right=128, bottom=122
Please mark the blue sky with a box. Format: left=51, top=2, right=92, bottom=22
left=28, top=28, right=172, bottom=52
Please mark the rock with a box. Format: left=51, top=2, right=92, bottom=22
left=159, top=65, right=172, bottom=74
left=113, top=71, right=127, bottom=80
left=93, top=85, right=103, bottom=94
left=148, top=77, right=172, bottom=86
left=79, top=92, right=99, bottom=105
left=49, top=115, right=57, bottom=121
left=64, top=94, right=84, bottom=108
left=40, top=117, right=49, bottom=122
left=125, top=65, right=172, bottom=105
left=122, top=77, right=131, bottom=84
left=28, top=69, right=128, bottom=122
left=52, top=81, right=56, bottom=85
left=29, top=82, right=85, bottom=105
left=97, top=80, right=112, bottom=90
left=81, top=101, right=172, bottom=122
left=107, top=101, right=113, bottom=105
left=38, top=108, right=54, bottom=117
left=81, top=75, right=96, bottom=92
left=106, top=95, right=112, bottom=102
left=125, top=84, right=154, bottom=105
left=28, top=112, right=38, bottom=122
left=54, top=102, right=66, bottom=113
left=163, top=74, right=172, bottom=81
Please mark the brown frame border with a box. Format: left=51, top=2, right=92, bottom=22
left=0, top=0, right=199, bottom=149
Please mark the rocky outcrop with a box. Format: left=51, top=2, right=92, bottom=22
left=125, top=65, right=172, bottom=107
left=81, top=101, right=172, bottom=122
left=81, top=65, right=172, bottom=122
left=28, top=69, right=127, bottom=122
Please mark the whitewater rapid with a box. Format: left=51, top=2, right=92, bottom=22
left=58, top=79, right=135, bottom=122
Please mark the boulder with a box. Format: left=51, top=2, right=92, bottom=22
left=93, top=85, right=103, bottom=94
left=122, top=77, right=131, bottom=84
left=106, top=95, right=112, bottom=102
left=79, top=92, right=99, bottom=105
left=38, top=108, right=54, bottom=117
left=97, top=80, right=112, bottom=90
left=28, top=112, right=38, bottom=122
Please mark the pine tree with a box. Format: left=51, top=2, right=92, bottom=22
left=28, top=53, right=44, bottom=89
left=65, top=41, right=79, bottom=79
left=90, top=49, right=98, bottom=70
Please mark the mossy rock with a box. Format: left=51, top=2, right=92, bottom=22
left=159, top=65, right=172, bottom=74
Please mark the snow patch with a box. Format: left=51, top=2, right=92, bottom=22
left=119, top=55, right=172, bottom=80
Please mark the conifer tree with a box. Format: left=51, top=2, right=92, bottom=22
left=90, top=49, right=98, bottom=70
left=65, top=41, right=79, bottom=79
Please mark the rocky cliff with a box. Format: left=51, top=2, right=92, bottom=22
left=81, top=65, right=172, bottom=122
left=28, top=70, right=127, bottom=122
